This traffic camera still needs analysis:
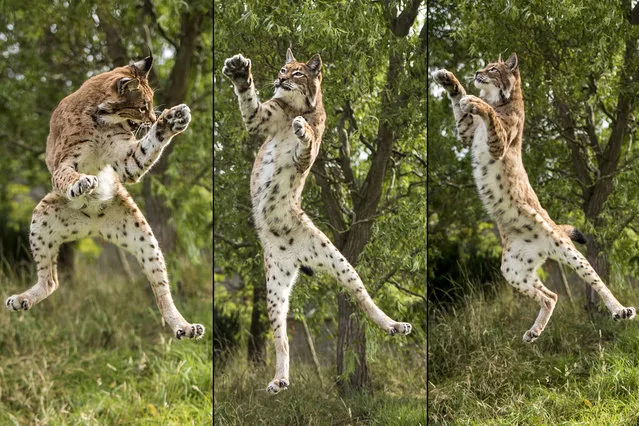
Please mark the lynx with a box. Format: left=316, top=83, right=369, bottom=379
left=223, top=49, right=412, bottom=393
left=6, top=57, right=204, bottom=340
left=433, top=53, right=635, bottom=342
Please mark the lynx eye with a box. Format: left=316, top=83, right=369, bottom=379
left=488, top=67, right=498, bottom=73
left=280, top=68, right=287, bottom=74
left=292, top=71, right=304, bottom=77
left=139, top=106, right=147, bottom=113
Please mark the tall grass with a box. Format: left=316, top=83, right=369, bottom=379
left=214, top=336, right=426, bottom=425
left=0, top=256, right=212, bottom=425
left=429, top=280, right=639, bottom=425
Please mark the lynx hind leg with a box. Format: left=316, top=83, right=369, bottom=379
left=264, top=252, right=298, bottom=394
left=103, top=191, right=204, bottom=340
left=6, top=193, right=90, bottom=311
left=501, top=244, right=556, bottom=342
left=552, top=238, right=636, bottom=321
left=295, top=230, right=411, bottom=336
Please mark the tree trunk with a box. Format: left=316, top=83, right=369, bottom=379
left=140, top=8, right=204, bottom=253
left=336, top=293, right=370, bottom=391
left=57, top=242, right=75, bottom=282
left=312, top=1, right=420, bottom=393
left=247, top=274, right=267, bottom=365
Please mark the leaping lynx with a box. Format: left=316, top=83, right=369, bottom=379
left=223, top=49, right=412, bottom=393
left=6, top=57, right=204, bottom=340
left=433, top=53, right=635, bottom=342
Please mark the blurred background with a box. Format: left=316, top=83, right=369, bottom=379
left=214, top=0, right=425, bottom=423
left=429, top=1, right=639, bottom=423
left=0, top=1, right=212, bottom=424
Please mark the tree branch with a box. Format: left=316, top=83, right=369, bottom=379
left=214, top=233, right=253, bottom=250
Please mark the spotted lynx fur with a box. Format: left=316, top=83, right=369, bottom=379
left=223, top=49, right=412, bottom=393
left=433, top=53, right=635, bottom=342
left=6, top=57, right=204, bottom=340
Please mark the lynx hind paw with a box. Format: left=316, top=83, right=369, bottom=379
left=292, top=116, right=307, bottom=138
left=266, top=378, right=289, bottom=394
left=162, top=104, right=191, bottom=134
left=222, top=54, right=251, bottom=81
left=613, top=307, right=636, bottom=321
left=389, top=322, right=412, bottom=336
left=175, top=323, right=205, bottom=340
left=5, top=295, right=32, bottom=311
left=68, top=175, right=98, bottom=199
left=523, top=328, right=541, bottom=343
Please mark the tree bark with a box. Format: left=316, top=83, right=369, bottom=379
left=248, top=271, right=267, bottom=365
left=553, top=33, right=637, bottom=309
left=313, top=2, right=420, bottom=393
left=142, top=9, right=205, bottom=253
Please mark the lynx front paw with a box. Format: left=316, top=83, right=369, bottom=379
left=389, top=322, right=412, bottom=336
left=5, top=294, right=33, bottom=311
left=158, top=104, right=191, bottom=135
left=68, top=175, right=98, bottom=199
left=459, top=95, right=484, bottom=115
left=222, top=54, right=252, bottom=84
left=432, top=69, right=462, bottom=95
left=266, top=378, right=289, bottom=394
left=613, top=307, right=636, bottom=321
left=175, top=323, right=205, bottom=340
left=292, top=116, right=307, bottom=139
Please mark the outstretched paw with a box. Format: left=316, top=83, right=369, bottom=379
left=389, top=322, right=412, bottom=336
left=523, top=327, right=541, bottom=343
left=5, top=294, right=33, bottom=311
left=292, top=116, right=307, bottom=139
left=159, top=104, right=191, bottom=135
left=68, top=175, right=98, bottom=199
left=222, top=54, right=252, bottom=84
left=613, top=307, right=636, bottom=321
left=266, top=378, right=289, bottom=394
left=175, top=323, right=205, bottom=340
left=432, top=69, right=465, bottom=97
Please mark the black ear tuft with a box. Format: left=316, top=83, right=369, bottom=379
left=505, top=53, right=518, bottom=70
left=132, top=56, right=153, bottom=76
left=306, top=54, right=322, bottom=76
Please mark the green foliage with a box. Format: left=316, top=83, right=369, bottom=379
left=0, top=256, right=212, bottom=424
left=214, top=0, right=425, bottom=349
left=0, top=1, right=212, bottom=264
left=429, top=1, right=639, bottom=302
left=429, top=280, right=639, bottom=424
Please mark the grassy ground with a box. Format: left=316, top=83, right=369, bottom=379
left=0, top=258, right=212, bottom=425
left=428, top=282, right=639, bottom=425
left=214, top=339, right=426, bottom=425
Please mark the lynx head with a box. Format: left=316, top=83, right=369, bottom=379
left=474, top=53, right=520, bottom=105
left=97, top=57, right=156, bottom=131
left=273, top=48, right=322, bottom=111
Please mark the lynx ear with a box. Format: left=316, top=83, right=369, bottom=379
left=132, top=56, right=153, bottom=77
left=498, top=53, right=503, bottom=63
left=306, top=54, right=322, bottom=76
left=116, top=78, right=139, bottom=95
left=286, top=48, right=296, bottom=64
left=505, top=53, right=518, bottom=70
